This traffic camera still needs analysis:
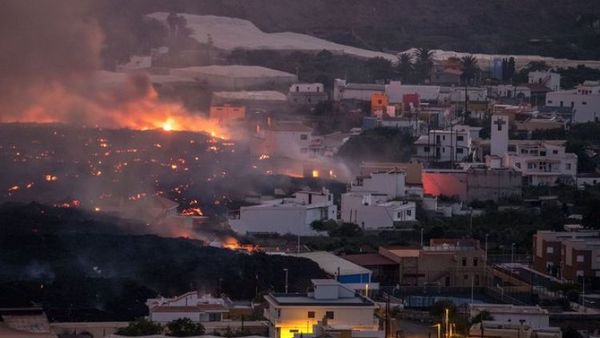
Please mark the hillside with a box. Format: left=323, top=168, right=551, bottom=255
left=96, top=0, right=600, bottom=60
left=0, top=202, right=327, bottom=321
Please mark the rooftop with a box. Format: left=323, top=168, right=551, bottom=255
left=170, top=65, right=296, bottom=79
left=342, top=253, right=398, bottom=266
left=293, top=251, right=372, bottom=276
left=213, top=90, right=287, bottom=101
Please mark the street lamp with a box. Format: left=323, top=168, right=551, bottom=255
left=283, top=268, right=289, bottom=294
left=432, top=323, right=441, bottom=338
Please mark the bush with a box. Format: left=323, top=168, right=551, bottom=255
left=167, top=318, right=206, bottom=337
left=115, top=318, right=163, bottom=336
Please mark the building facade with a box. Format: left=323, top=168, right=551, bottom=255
left=546, top=81, right=600, bottom=123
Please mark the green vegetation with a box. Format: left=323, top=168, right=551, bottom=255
left=470, top=310, right=493, bottom=324
left=337, top=128, right=415, bottom=165
left=167, top=318, right=206, bottom=337
left=116, top=318, right=164, bottom=336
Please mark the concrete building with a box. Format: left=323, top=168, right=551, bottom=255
left=469, top=321, right=561, bottom=338
left=333, top=79, right=385, bottom=102
left=533, top=229, right=600, bottom=281
left=480, top=114, right=577, bottom=186
left=209, top=105, right=246, bottom=124
left=252, top=121, right=321, bottom=160
left=212, top=90, right=288, bottom=112
left=146, top=292, right=230, bottom=323
left=288, top=83, right=328, bottom=105
left=359, top=162, right=423, bottom=187
left=546, top=81, right=600, bottom=123
left=379, top=239, right=486, bottom=287
left=340, top=192, right=416, bottom=229
left=343, top=253, right=400, bottom=286
left=293, top=252, right=379, bottom=291
left=170, top=65, right=297, bottom=90
left=230, top=189, right=337, bottom=236
left=577, top=173, right=600, bottom=190
left=529, top=71, right=561, bottom=92
left=385, top=81, right=442, bottom=103
left=263, top=279, right=381, bottom=338
left=503, top=140, right=578, bottom=186
left=350, top=171, right=406, bottom=199
left=0, top=307, right=57, bottom=338
left=489, top=85, right=532, bottom=101
left=469, top=304, right=552, bottom=329
left=422, top=166, right=522, bottom=202
left=414, top=129, right=473, bottom=163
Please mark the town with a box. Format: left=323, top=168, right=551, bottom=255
left=3, top=1, right=600, bottom=338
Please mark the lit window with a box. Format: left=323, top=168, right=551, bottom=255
left=577, top=255, right=584, bottom=263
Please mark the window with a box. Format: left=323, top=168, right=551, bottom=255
left=326, top=311, right=334, bottom=319
left=442, top=148, right=446, bottom=153
left=546, top=247, right=554, bottom=254
left=443, top=136, right=446, bottom=141
left=300, top=134, right=308, bottom=140
left=457, top=136, right=464, bottom=141
left=457, top=148, right=464, bottom=154
left=548, top=100, right=553, bottom=104
left=462, top=257, right=467, bottom=266
left=515, top=162, right=521, bottom=169
left=583, top=101, right=587, bottom=105
left=464, top=274, right=469, bottom=280
left=209, top=313, right=221, bottom=321
left=424, top=146, right=430, bottom=152
left=397, top=212, right=402, bottom=218
left=473, top=258, right=478, bottom=267
left=407, top=209, right=412, bottom=216
left=566, top=163, right=572, bottom=170
left=308, top=311, right=315, bottom=319
left=277, top=309, right=281, bottom=318
left=577, top=255, right=584, bottom=263
left=475, top=274, right=480, bottom=286
left=553, top=150, right=558, bottom=154
left=540, top=151, right=546, bottom=156
left=508, top=145, right=516, bottom=152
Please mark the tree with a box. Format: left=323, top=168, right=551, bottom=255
left=328, top=223, right=363, bottom=237
left=413, top=48, right=434, bottom=84
left=460, top=55, right=480, bottom=85
left=311, top=219, right=339, bottom=232
left=396, top=53, right=414, bottom=82
left=365, top=57, right=394, bottom=82
left=167, top=318, right=206, bottom=337
left=471, top=310, right=493, bottom=324
left=116, top=318, right=163, bottom=336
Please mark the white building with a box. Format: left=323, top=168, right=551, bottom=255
left=485, top=114, right=577, bottom=186
left=169, top=65, right=297, bottom=90
left=503, top=140, right=577, bottom=186
left=230, top=189, right=337, bottom=236
left=333, top=79, right=385, bottom=101
left=384, top=81, right=442, bottom=103
left=253, top=121, right=321, bottom=160
left=288, top=83, right=328, bottom=105
left=529, top=71, right=561, bottom=92
left=577, top=173, right=600, bottom=190
left=414, top=129, right=473, bottom=163
left=546, top=81, right=600, bottom=123
left=263, top=279, right=381, bottom=338
left=350, top=171, right=406, bottom=199
left=488, top=85, right=531, bottom=100
left=293, top=252, right=379, bottom=291
left=146, top=292, right=229, bottom=323
left=340, top=192, right=416, bottom=229
left=469, top=304, right=552, bottom=330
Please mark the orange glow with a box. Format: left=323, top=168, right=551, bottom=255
left=222, top=237, right=257, bottom=253
left=181, top=207, right=204, bottom=216
left=312, top=170, right=320, bottom=178
left=0, top=77, right=231, bottom=139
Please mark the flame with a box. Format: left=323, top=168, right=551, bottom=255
left=181, top=207, right=204, bottom=216
left=0, top=76, right=231, bottom=139
left=221, top=237, right=257, bottom=253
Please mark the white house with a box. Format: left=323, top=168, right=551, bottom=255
left=529, top=71, right=561, bottom=91
left=146, top=292, right=229, bottom=323
left=414, top=129, right=473, bottom=163
left=253, top=121, right=321, bottom=160
left=263, top=279, right=381, bottom=338
left=546, top=81, right=600, bottom=123
left=469, top=304, right=551, bottom=330
left=288, top=83, right=328, bottom=105
left=384, top=81, right=442, bottom=103
left=350, top=171, right=406, bottom=199
left=576, top=173, right=600, bottom=190
left=485, top=114, right=577, bottom=186
left=333, top=79, right=385, bottom=101
left=340, top=192, right=416, bottom=229
left=230, top=189, right=337, bottom=236
left=293, top=252, right=379, bottom=291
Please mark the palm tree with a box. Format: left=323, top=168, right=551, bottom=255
left=460, top=55, right=480, bottom=85
left=413, top=47, right=434, bottom=84
left=396, top=53, right=414, bottom=83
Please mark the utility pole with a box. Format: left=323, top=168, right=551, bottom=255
left=421, top=227, right=424, bottom=248
left=385, top=293, right=390, bottom=338
left=283, top=268, right=289, bottom=294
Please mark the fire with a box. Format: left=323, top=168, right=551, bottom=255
left=180, top=207, right=204, bottom=217
left=221, top=237, right=257, bottom=253
left=0, top=74, right=231, bottom=139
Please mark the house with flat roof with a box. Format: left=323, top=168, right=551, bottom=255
left=293, top=252, right=379, bottom=292
left=146, top=291, right=230, bottom=323
left=263, top=279, right=381, bottom=338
